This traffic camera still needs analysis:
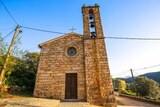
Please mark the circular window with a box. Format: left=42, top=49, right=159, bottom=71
left=67, top=47, right=77, bottom=57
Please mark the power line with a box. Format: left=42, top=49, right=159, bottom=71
left=112, top=64, right=160, bottom=77
left=20, top=26, right=160, bottom=41
left=21, top=26, right=67, bottom=35
left=133, top=71, right=141, bottom=77
left=0, top=0, right=160, bottom=41
left=0, top=28, right=15, bottom=41
left=112, top=70, right=130, bottom=77
left=105, top=36, right=160, bottom=41
left=133, top=64, right=160, bottom=71
left=0, top=27, right=15, bottom=31
left=0, top=0, right=18, bottom=25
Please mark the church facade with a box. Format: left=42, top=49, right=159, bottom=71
left=34, top=4, right=116, bottom=107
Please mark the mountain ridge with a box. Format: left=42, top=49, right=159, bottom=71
left=117, top=71, right=160, bottom=83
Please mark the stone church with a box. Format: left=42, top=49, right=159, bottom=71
left=34, top=4, right=116, bottom=107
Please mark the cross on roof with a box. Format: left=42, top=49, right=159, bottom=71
left=69, top=27, right=76, bottom=32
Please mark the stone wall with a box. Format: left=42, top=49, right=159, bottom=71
left=34, top=33, right=86, bottom=100
left=82, top=4, right=117, bottom=107
left=96, top=39, right=117, bottom=107
left=83, top=38, right=117, bottom=107
left=84, top=39, right=102, bottom=105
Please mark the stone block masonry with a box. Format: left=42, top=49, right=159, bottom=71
left=34, top=4, right=117, bottom=107
left=34, top=33, right=86, bottom=100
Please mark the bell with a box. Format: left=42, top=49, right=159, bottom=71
left=90, top=22, right=95, bottom=28
left=90, top=32, right=96, bottom=38
left=89, top=14, right=93, bottom=20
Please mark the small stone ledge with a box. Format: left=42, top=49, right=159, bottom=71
left=61, top=99, right=86, bottom=102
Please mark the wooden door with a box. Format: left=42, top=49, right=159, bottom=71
left=65, top=73, right=77, bottom=99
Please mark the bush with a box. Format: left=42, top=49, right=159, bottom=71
left=121, top=90, right=136, bottom=96
left=6, top=63, right=36, bottom=91
left=128, top=76, right=160, bottom=100
left=5, top=52, right=39, bottom=92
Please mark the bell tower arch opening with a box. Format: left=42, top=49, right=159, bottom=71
left=82, top=4, right=104, bottom=39
left=89, top=9, right=96, bottom=38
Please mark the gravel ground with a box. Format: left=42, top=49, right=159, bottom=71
left=0, top=97, right=101, bottom=107
left=117, top=96, right=160, bottom=107
left=59, top=102, right=102, bottom=107
left=0, top=96, right=60, bottom=107
left=1, top=95, right=159, bottom=107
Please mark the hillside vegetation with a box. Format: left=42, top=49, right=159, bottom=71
left=124, top=72, right=160, bottom=83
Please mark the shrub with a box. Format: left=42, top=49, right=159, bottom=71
left=121, top=89, right=136, bottom=96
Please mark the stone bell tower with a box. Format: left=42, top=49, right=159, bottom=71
left=82, top=4, right=117, bottom=107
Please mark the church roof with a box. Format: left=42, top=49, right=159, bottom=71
left=39, top=32, right=83, bottom=47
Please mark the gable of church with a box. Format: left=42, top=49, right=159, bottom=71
left=39, top=33, right=83, bottom=47
left=34, top=33, right=86, bottom=99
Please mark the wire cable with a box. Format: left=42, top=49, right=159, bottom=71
left=105, top=36, right=160, bottom=41
left=112, top=70, right=130, bottom=77
left=133, top=64, right=160, bottom=71
left=132, top=71, right=141, bottom=76
left=0, top=0, right=18, bottom=25
left=21, top=26, right=160, bottom=41
left=21, top=26, right=67, bottom=35
left=0, top=0, right=159, bottom=41
left=0, top=28, right=15, bottom=41
left=112, top=64, right=160, bottom=77
left=0, top=27, right=15, bottom=31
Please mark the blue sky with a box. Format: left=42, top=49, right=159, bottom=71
left=1, top=0, right=160, bottom=77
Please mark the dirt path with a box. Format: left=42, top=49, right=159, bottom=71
left=59, top=102, right=101, bottom=107
left=117, top=96, right=160, bottom=107
left=59, top=96, right=160, bottom=107
left=0, top=96, right=59, bottom=107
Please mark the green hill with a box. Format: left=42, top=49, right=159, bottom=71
left=123, top=71, right=160, bottom=83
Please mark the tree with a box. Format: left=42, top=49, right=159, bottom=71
left=0, top=35, right=27, bottom=93
left=0, top=35, right=26, bottom=76
left=0, top=36, right=8, bottom=71
left=6, top=52, right=40, bottom=91
left=0, top=36, right=8, bottom=56
left=118, top=80, right=126, bottom=91
left=24, top=52, right=40, bottom=73
left=130, top=76, right=160, bottom=100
